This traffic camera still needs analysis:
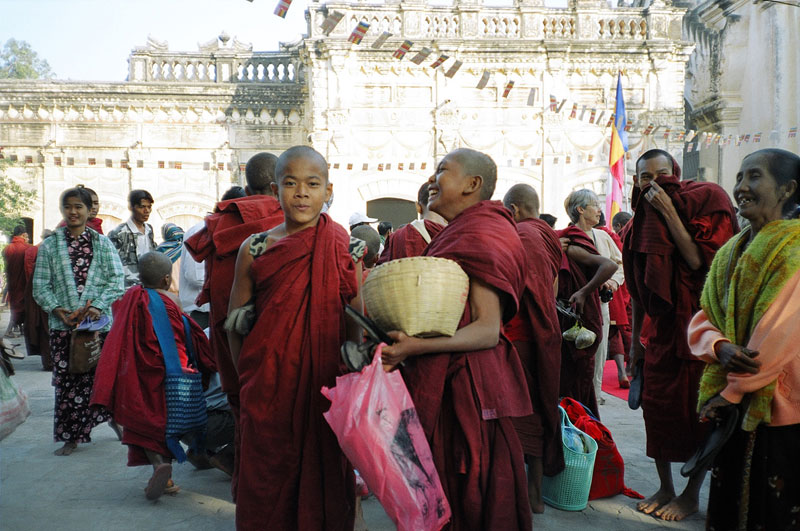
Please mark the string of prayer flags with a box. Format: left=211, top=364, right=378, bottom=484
left=589, top=108, right=597, bottom=123
left=393, top=40, right=413, bottom=60
left=565, top=155, right=572, bottom=164
left=790, top=127, right=798, bottom=138
left=549, top=95, right=558, bottom=112
left=527, top=88, right=537, bottom=106
left=274, top=0, right=292, bottom=18
left=443, top=60, right=463, bottom=78
left=624, top=120, right=633, bottom=132
left=502, top=80, right=515, bottom=98
left=476, top=70, right=491, bottom=90
left=662, top=128, right=671, bottom=139
left=642, top=123, right=655, bottom=135
left=705, top=133, right=713, bottom=147
left=371, top=32, right=392, bottom=49
left=605, top=113, right=615, bottom=128
left=676, top=130, right=686, bottom=142
left=557, top=98, right=567, bottom=113
left=568, top=103, right=578, bottom=119
left=321, top=11, right=344, bottom=35
left=743, top=134, right=751, bottom=143
left=588, top=154, right=594, bottom=162
left=410, top=47, right=432, bottom=65
left=687, top=142, right=694, bottom=152
left=348, top=22, right=370, bottom=45
left=430, top=54, right=449, bottom=69
left=753, top=132, right=762, bottom=143
left=579, top=106, right=587, bottom=121
left=686, top=130, right=697, bottom=142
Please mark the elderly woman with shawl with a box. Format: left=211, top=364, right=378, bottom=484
left=156, top=223, right=184, bottom=294
left=688, top=148, right=800, bottom=529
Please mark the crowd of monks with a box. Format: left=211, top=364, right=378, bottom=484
left=3, top=143, right=741, bottom=530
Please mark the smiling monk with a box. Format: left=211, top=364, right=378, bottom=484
left=382, top=148, right=532, bottom=531
left=227, top=146, right=360, bottom=531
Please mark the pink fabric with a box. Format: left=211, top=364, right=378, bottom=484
left=688, top=270, right=800, bottom=427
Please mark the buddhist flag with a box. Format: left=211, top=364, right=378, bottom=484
left=527, top=88, right=537, bottom=106
left=568, top=103, right=578, bottom=119
left=549, top=95, right=558, bottom=112
left=444, top=60, right=463, bottom=78
left=274, top=0, right=292, bottom=18
left=410, top=47, right=432, bottom=65
left=393, top=40, right=413, bottom=59
left=753, top=132, right=762, bottom=143
left=789, top=127, right=798, bottom=138
left=430, top=54, right=449, bottom=69
left=606, top=72, right=627, bottom=227
left=502, top=80, right=515, bottom=98
left=476, top=70, right=491, bottom=89
left=348, top=21, right=370, bottom=44
left=371, top=32, right=392, bottom=49
left=321, top=11, right=344, bottom=35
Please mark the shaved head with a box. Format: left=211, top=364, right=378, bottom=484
left=245, top=152, right=278, bottom=195
left=503, top=183, right=540, bottom=218
left=350, top=225, right=381, bottom=267
left=139, top=251, right=173, bottom=288
left=275, top=146, right=328, bottom=182
left=448, top=148, right=497, bottom=200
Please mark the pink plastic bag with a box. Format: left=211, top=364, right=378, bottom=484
left=321, top=344, right=451, bottom=531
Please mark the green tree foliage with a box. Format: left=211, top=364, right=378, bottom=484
left=0, top=159, right=37, bottom=236
left=0, top=38, right=55, bottom=79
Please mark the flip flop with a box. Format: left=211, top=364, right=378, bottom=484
left=681, top=404, right=739, bottom=478
left=144, top=463, right=172, bottom=500
left=627, top=359, right=644, bottom=410
left=164, top=479, right=181, bottom=495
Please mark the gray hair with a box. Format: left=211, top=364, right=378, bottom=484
left=564, top=189, right=599, bottom=224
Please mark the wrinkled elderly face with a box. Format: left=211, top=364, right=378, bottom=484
left=734, top=154, right=788, bottom=226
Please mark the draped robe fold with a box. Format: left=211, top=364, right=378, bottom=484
left=376, top=219, right=444, bottom=264
left=504, top=217, right=565, bottom=476
left=622, top=174, right=737, bottom=461
left=401, top=200, right=532, bottom=531
left=91, top=286, right=216, bottom=465
left=3, top=236, right=31, bottom=318
left=235, top=214, right=357, bottom=531
left=556, top=226, right=604, bottom=417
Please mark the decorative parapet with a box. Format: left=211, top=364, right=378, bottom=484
left=128, top=33, right=304, bottom=84
left=305, top=0, right=685, bottom=42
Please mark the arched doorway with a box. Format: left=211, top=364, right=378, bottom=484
left=366, top=198, right=417, bottom=229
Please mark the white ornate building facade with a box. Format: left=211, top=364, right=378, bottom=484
left=1, top=0, right=692, bottom=237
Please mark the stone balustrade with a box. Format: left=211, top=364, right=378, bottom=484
left=308, top=2, right=680, bottom=42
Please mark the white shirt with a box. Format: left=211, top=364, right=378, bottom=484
left=179, top=221, right=210, bottom=313
left=125, top=217, right=154, bottom=257
left=591, top=228, right=625, bottom=288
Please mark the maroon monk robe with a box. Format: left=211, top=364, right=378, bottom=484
left=236, top=214, right=357, bottom=531
left=57, top=217, right=103, bottom=234
left=23, top=245, right=51, bottom=368
left=556, top=226, right=603, bottom=417
left=623, top=171, right=737, bottom=462
left=3, top=235, right=31, bottom=321
left=91, top=286, right=216, bottom=465
left=402, top=200, right=532, bottom=531
left=375, top=219, right=444, bottom=264
left=504, top=217, right=565, bottom=476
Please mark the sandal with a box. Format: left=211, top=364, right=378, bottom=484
left=164, top=479, right=181, bottom=495
left=145, top=463, right=172, bottom=500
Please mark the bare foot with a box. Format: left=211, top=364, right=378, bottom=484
left=54, top=442, right=77, bottom=456
left=654, top=492, right=699, bottom=521
left=144, top=463, right=172, bottom=500
left=636, top=488, right=674, bottom=514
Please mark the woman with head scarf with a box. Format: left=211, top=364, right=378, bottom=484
left=156, top=223, right=185, bottom=294
left=689, top=148, right=800, bottom=529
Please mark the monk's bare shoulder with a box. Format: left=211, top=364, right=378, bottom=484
left=245, top=224, right=288, bottom=260
left=155, top=288, right=181, bottom=307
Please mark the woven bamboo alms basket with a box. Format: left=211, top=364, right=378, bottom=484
left=363, top=257, right=469, bottom=337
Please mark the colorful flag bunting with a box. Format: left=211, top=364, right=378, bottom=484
left=662, top=128, right=671, bottom=140
left=430, top=55, right=449, bottom=69
left=371, top=32, right=392, bottom=49
left=476, top=70, right=491, bottom=89
left=393, top=40, right=413, bottom=59
left=274, top=0, right=292, bottom=18
left=535, top=158, right=542, bottom=166
left=790, top=127, right=798, bottom=138
left=527, top=88, right=537, bottom=106
left=606, top=72, right=627, bottom=228
left=553, top=157, right=559, bottom=165
left=443, top=60, right=463, bottom=78
left=605, top=113, right=615, bottom=128
left=566, top=155, right=571, bottom=164
left=579, top=106, right=587, bottom=121
left=686, top=130, right=697, bottom=142
left=596, top=110, right=606, bottom=124
left=502, top=80, right=515, bottom=98
left=556, top=99, right=567, bottom=114
left=348, top=21, right=370, bottom=44
left=687, top=142, right=694, bottom=152
left=321, top=11, right=344, bottom=35
left=643, top=123, right=655, bottom=135
left=589, top=109, right=597, bottom=124
left=588, top=154, right=594, bottom=162
left=569, top=103, right=578, bottom=119
left=549, top=95, right=558, bottom=112
left=753, top=132, right=762, bottom=143
left=744, top=134, right=751, bottom=143
left=409, top=47, right=432, bottom=65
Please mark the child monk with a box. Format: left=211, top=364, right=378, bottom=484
left=381, top=148, right=533, bottom=530
left=227, top=146, right=360, bottom=530
left=91, top=251, right=216, bottom=501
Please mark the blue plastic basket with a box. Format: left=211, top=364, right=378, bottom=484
left=542, top=406, right=598, bottom=511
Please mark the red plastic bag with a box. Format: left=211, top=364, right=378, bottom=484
left=559, top=397, right=643, bottom=500
left=322, top=344, right=451, bottom=531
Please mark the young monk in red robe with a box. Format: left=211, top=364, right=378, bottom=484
left=23, top=230, right=54, bottom=370
left=623, top=149, right=737, bottom=521
left=382, top=148, right=532, bottom=531
left=227, top=146, right=360, bottom=531
left=183, top=152, right=283, bottom=497
left=502, top=183, right=565, bottom=514
left=556, top=225, right=617, bottom=417
left=92, top=252, right=216, bottom=501
left=376, top=181, right=445, bottom=264
left=3, top=225, right=31, bottom=338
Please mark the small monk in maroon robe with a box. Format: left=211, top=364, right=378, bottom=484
left=184, top=152, right=283, bottom=497
left=502, top=183, right=564, bottom=514
left=92, top=252, right=216, bottom=501
left=382, top=148, right=533, bottom=530
left=376, top=181, right=445, bottom=264
left=3, top=225, right=31, bottom=338
left=623, top=149, right=737, bottom=521
left=227, top=146, right=360, bottom=531
left=23, top=230, right=54, bottom=370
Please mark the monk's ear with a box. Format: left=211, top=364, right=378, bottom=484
left=782, top=179, right=798, bottom=202
left=270, top=182, right=279, bottom=196
left=416, top=203, right=423, bottom=216
left=463, top=175, right=483, bottom=196
left=325, top=181, right=333, bottom=203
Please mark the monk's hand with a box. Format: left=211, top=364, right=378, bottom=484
left=54, top=307, right=77, bottom=327
left=629, top=340, right=645, bottom=377
left=559, top=237, right=569, bottom=252
left=568, top=288, right=588, bottom=315
left=716, top=342, right=761, bottom=374
left=381, top=331, right=421, bottom=372
left=603, top=280, right=619, bottom=293
left=643, top=182, right=675, bottom=216
left=699, top=394, right=734, bottom=422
